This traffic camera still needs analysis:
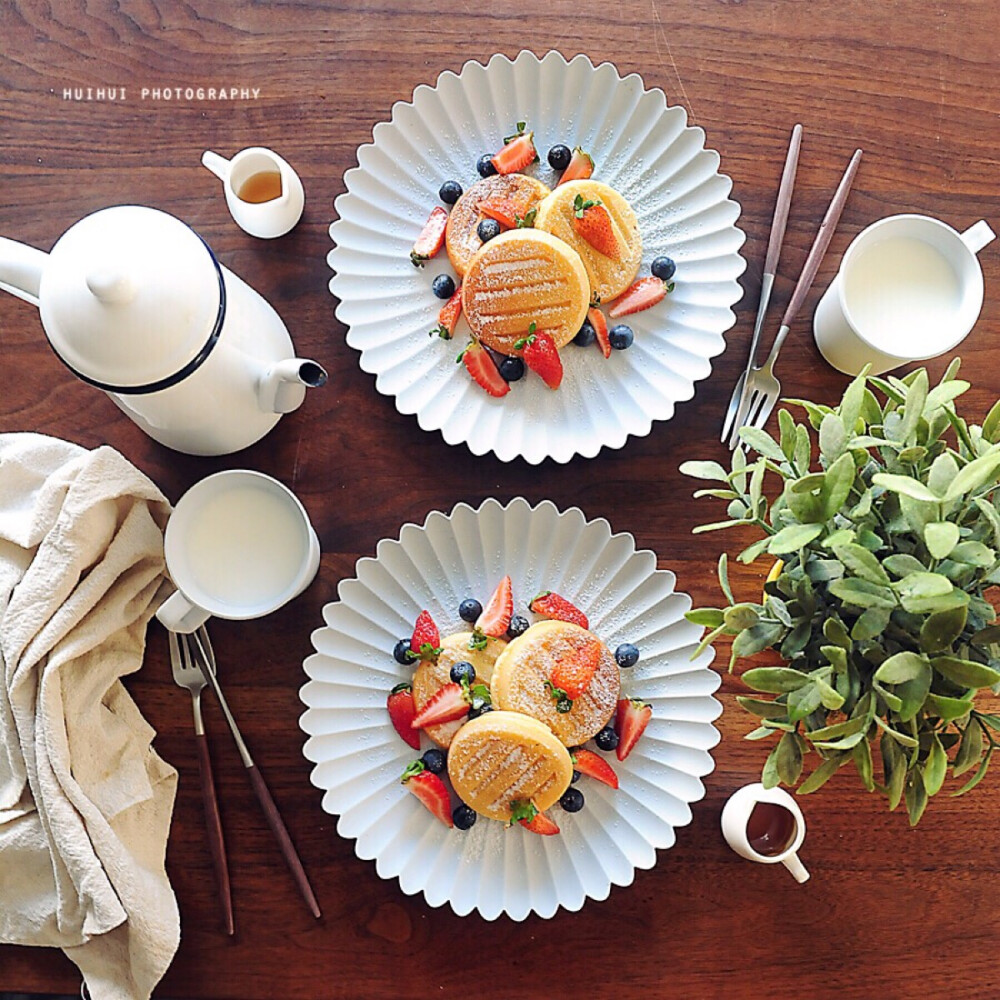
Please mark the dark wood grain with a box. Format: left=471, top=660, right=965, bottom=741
left=2, top=2, right=1000, bottom=998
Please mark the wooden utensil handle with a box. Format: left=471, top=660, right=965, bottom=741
left=246, top=764, right=322, bottom=919
left=763, top=123, right=802, bottom=276
left=195, top=733, right=235, bottom=935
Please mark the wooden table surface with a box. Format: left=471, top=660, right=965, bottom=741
left=2, top=2, right=999, bottom=997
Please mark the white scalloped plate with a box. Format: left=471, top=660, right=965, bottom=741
left=299, top=497, right=721, bottom=920
left=329, top=50, right=746, bottom=464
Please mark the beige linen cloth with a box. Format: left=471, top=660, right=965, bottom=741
left=0, top=432, right=179, bottom=1000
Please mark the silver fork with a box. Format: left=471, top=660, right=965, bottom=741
left=168, top=630, right=234, bottom=934
left=725, top=147, right=863, bottom=448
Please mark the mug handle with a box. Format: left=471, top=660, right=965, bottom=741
left=960, top=220, right=996, bottom=254
left=781, top=851, right=811, bottom=884
left=156, top=589, right=210, bottom=634
left=201, top=150, right=231, bottom=183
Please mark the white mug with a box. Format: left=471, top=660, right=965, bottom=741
left=813, top=214, right=995, bottom=375
left=156, top=470, right=320, bottom=633
left=720, top=782, right=810, bottom=883
left=201, top=146, right=305, bottom=239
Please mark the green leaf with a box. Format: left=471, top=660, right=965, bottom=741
left=738, top=536, right=772, bottom=564
left=952, top=745, right=993, bottom=796
left=736, top=696, right=788, bottom=719
left=906, top=769, right=929, bottom=825
left=874, top=651, right=929, bottom=684
left=768, top=523, right=824, bottom=554
left=928, top=453, right=960, bottom=497
left=882, top=735, right=906, bottom=810
left=896, top=668, right=933, bottom=723
left=794, top=423, right=811, bottom=471
left=924, top=734, right=948, bottom=795
left=828, top=577, right=897, bottom=609
left=741, top=666, right=812, bottom=694
left=897, top=445, right=928, bottom=464
left=685, top=608, right=725, bottom=628
left=839, top=373, right=867, bottom=434
left=739, top=426, right=786, bottom=463
left=724, top=604, right=760, bottom=631
left=897, top=368, right=928, bottom=443
left=822, top=453, right=856, bottom=520
left=693, top=488, right=740, bottom=500
left=832, top=542, right=891, bottom=586
left=874, top=715, right=919, bottom=747
left=778, top=408, right=797, bottom=462
left=919, top=604, right=968, bottom=653
left=853, top=738, right=875, bottom=791
left=680, top=460, right=730, bottom=481
left=812, top=728, right=868, bottom=751
left=951, top=540, right=997, bottom=567
left=693, top=519, right=745, bottom=534
left=790, top=473, right=827, bottom=494
left=823, top=618, right=852, bottom=649
left=924, top=521, right=960, bottom=560
left=776, top=731, right=803, bottom=786
left=766, top=595, right=793, bottom=627
left=944, top=450, right=1000, bottom=502
left=974, top=497, right=1000, bottom=548
left=954, top=719, right=984, bottom=777
left=925, top=693, right=974, bottom=722
left=787, top=682, right=824, bottom=723
left=982, top=398, right=1000, bottom=443
left=883, top=554, right=927, bottom=578
left=718, top=553, right=734, bottom=604
left=731, top=622, right=785, bottom=658
left=892, top=571, right=952, bottom=603
left=797, top=752, right=848, bottom=794
left=871, top=473, right=941, bottom=502
left=851, top=606, right=892, bottom=640
left=804, top=715, right=868, bottom=742
left=932, top=656, right=1000, bottom=689
left=761, top=743, right=781, bottom=789
left=819, top=412, right=848, bottom=460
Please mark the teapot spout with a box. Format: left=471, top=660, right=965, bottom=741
left=258, top=358, right=328, bottom=414
left=0, top=237, right=47, bottom=306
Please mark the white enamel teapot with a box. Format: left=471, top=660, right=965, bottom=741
left=0, top=205, right=326, bottom=456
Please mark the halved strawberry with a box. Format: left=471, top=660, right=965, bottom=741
left=491, top=123, right=538, bottom=175
left=588, top=307, right=611, bottom=359
left=479, top=197, right=519, bottom=229
left=401, top=761, right=453, bottom=827
left=530, top=591, right=589, bottom=629
left=387, top=683, right=421, bottom=750
left=556, top=147, right=595, bottom=186
left=608, top=277, right=672, bottom=318
left=510, top=799, right=560, bottom=835
left=476, top=575, right=513, bottom=637
left=572, top=195, right=619, bottom=257
left=459, top=341, right=509, bottom=397
left=615, top=698, right=652, bottom=761
left=411, top=682, right=469, bottom=729
left=514, top=324, right=563, bottom=389
left=410, top=610, right=441, bottom=660
left=410, top=207, right=448, bottom=267
left=551, top=641, right=601, bottom=700
left=431, top=285, right=463, bottom=339
left=572, top=748, right=619, bottom=789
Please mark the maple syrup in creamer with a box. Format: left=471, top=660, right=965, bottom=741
left=237, top=170, right=283, bottom=203
left=746, top=801, right=797, bottom=857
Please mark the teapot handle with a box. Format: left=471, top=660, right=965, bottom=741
left=0, top=237, right=47, bottom=306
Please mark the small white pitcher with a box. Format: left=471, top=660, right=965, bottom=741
left=201, top=146, right=305, bottom=239
left=721, top=782, right=810, bottom=883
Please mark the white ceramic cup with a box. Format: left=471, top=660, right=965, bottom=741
left=201, top=146, right=305, bottom=239
left=813, top=214, right=995, bottom=375
left=720, top=782, right=810, bottom=883
left=156, top=470, right=320, bottom=634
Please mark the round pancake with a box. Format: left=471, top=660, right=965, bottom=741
left=534, top=179, right=642, bottom=303
left=411, top=631, right=506, bottom=748
left=445, top=173, right=551, bottom=276
left=461, top=230, right=589, bottom=354
left=490, top=620, right=620, bottom=746
left=447, top=710, right=573, bottom=821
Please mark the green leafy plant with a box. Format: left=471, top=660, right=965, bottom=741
left=682, top=361, right=1000, bottom=824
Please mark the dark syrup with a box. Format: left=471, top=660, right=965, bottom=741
left=746, top=801, right=797, bottom=857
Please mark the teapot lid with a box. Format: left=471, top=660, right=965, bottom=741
left=39, top=206, right=224, bottom=392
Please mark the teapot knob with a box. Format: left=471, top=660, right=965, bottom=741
left=86, top=268, right=136, bottom=305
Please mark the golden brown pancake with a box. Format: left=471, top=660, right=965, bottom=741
left=490, top=620, right=620, bottom=746
left=534, top=179, right=642, bottom=303
left=447, top=710, right=573, bottom=821
left=461, top=230, right=589, bottom=354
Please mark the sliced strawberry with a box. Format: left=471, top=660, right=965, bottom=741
left=608, top=277, right=672, bottom=318
left=551, top=641, right=601, bottom=700
left=588, top=307, right=611, bottom=359
left=514, top=325, right=563, bottom=389
left=556, top=147, right=595, bottom=186
left=410, top=207, right=448, bottom=267
left=480, top=198, right=520, bottom=229
left=491, top=125, right=538, bottom=175
left=572, top=195, right=619, bottom=257
left=401, top=761, right=453, bottom=827
left=410, top=610, right=441, bottom=660
left=530, top=591, right=589, bottom=629
left=615, top=698, right=652, bottom=761
left=431, top=285, right=463, bottom=339
left=459, top=341, right=509, bottom=398
left=572, top=748, right=619, bottom=789
left=510, top=799, right=560, bottom=835
left=411, top=682, right=469, bottom=729
left=387, top=683, right=421, bottom=750
left=476, top=575, right=513, bottom=637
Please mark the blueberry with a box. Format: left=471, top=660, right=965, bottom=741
left=651, top=255, right=676, bottom=281
left=468, top=701, right=494, bottom=720
left=556, top=697, right=573, bottom=714
left=432, top=273, right=456, bottom=299
left=477, top=218, right=502, bottom=242
left=439, top=180, right=463, bottom=204
left=421, top=748, right=447, bottom=774
left=507, top=614, right=529, bottom=639
left=459, top=598, right=483, bottom=623
left=571, top=770, right=581, bottom=784
left=453, top=803, right=478, bottom=830
left=615, top=642, right=640, bottom=668
left=547, top=144, right=572, bottom=170
left=609, top=324, right=634, bottom=350
left=393, top=639, right=413, bottom=665
left=560, top=787, right=585, bottom=812
left=573, top=320, right=596, bottom=347
left=499, top=356, right=525, bottom=382
left=476, top=154, right=497, bottom=178
left=594, top=726, right=620, bottom=752
left=450, top=660, right=476, bottom=684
